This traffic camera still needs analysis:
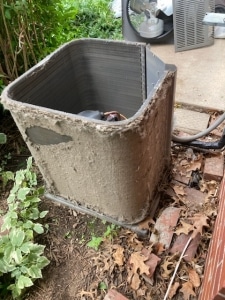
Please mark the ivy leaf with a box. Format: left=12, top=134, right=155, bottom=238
left=0, top=259, right=9, bottom=273
left=26, top=157, right=33, bottom=170
left=30, top=208, right=39, bottom=220
left=7, top=283, right=21, bottom=298
left=39, top=211, right=48, bottom=218
left=9, top=228, right=25, bottom=247
left=17, top=275, right=33, bottom=289
left=30, top=244, right=45, bottom=256
left=18, top=187, right=30, bottom=200
left=8, top=211, right=18, bottom=219
left=36, top=256, right=50, bottom=269
left=33, top=223, right=44, bottom=234
left=11, top=268, right=22, bottom=279
left=11, top=249, right=23, bottom=264
left=7, top=193, right=16, bottom=204
left=27, top=265, right=42, bottom=279
left=4, top=244, right=14, bottom=261
left=23, top=220, right=33, bottom=229
left=15, top=171, right=25, bottom=187
left=0, top=259, right=16, bottom=273
left=20, top=241, right=33, bottom=254
left=1, top=214, right=13, bottom=231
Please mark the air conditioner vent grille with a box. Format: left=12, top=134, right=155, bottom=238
left=173, top=0, right=215, bottom=52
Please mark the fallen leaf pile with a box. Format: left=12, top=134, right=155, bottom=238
left=76, top=145, right=221, bottom=300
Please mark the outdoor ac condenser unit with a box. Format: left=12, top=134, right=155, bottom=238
left=173, top=0, right=215, bottom=52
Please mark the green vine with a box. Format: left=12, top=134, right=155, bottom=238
left=0, top=157, right=49, bottom=299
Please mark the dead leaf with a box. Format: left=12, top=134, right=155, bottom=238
left=153, top=242, right=165, bottom=255
left=175, top=214, right=209, bottom=239
left=79, top=289, right=95, bottom=300
left=161, top=258, right=175, bottom=278
left=127, top=269, right=133, bottom=285
left=138, top=217, right=155, bottom=230
left=130, top=273, right=141, bottom=290
left=127, top=234, right=144, bottom=251
left=189, top=213, right=209, bottom=238
left=129, top=252, right=149, bottom=275
left=113, top=246, right=124, bottom=266
left=173, top=185, right=186, bottom=196
left=175, top=220, right=193, bottom=236
left=186, top=160, right=202, bottom=172
left=180, top=281, right=196, bottom=300
left=188, top=268, right=201, bottom=287
left=136, top=287, right=147, bottom=297
left=180, top=159, right=189, bottom=166
left=168, top=282, right=180, bottom=299
left=141, top=248, right=161, bottom=278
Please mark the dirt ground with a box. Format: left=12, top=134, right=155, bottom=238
left=1, top=113, right=223, bottom=300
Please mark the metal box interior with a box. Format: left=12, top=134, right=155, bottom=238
left=2, top=39, right=176, bottom=225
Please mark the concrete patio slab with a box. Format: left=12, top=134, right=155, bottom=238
left=174, top=108, right=210, bottom=134
left=151, top=39, right=225, bottom=111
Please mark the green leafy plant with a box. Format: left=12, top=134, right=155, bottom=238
left=87, top=223, right=119, bottom=251
left=98, top=281, right=107, bottom=290
left=0, top=133, right=6, bottom=144
left=87, top=236, right=103, bottom=251
left=0, top=157, right=49, bottom=299
left=0, top=0, right=122, bottom=87
left=0, top=132, right=14, bottom=188
left=72, top=0, right=122, bottom=40
left=103, top=224, right=118, bottom=240
left=0, top=0, right=72, bottom=84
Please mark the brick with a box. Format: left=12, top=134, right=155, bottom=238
left=169, top=233, right=201, bottom=262
left=183, top=186, right=205, bottom=210
left=199, top=177, right=225, bottom=300
left=213, top=295, right=225, bottom=300
left=150, top=207, right=181, bottom=249
left=104, top=289, right=129, bottom=300
left=174, top=173, right=190, bottom=185
left=203, top=155, right=224, bottom=182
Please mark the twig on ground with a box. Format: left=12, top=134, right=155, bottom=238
left=163, top=236, right=193, bottom=300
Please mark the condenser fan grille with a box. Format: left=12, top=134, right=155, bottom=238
left=173, top=0, right=215, bottom=52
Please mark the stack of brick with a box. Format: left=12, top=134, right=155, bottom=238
left=199, top=176, right=225, bottom=300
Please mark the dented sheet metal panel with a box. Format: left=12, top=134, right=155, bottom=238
left=1, top=39, right=176, bottom=224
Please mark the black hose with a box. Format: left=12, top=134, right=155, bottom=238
left=172, top=111, right=225, bottom=143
